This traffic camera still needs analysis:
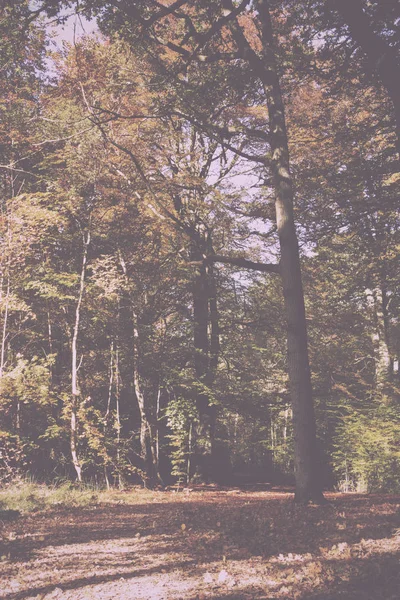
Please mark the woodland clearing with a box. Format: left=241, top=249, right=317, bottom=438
left=0, top=486, right=399, bottom=600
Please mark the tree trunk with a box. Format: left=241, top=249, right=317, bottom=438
left=190, top=242, right=218, bottom=482
left=369, top=285, right=392, bottom=402
left=256, top=0, right=324, bottom=503
left=115, top=343, right=123, bottom=489
left=208, top=261, right=220, bottom=383
left=0, top=202, right=12, bottom=380
left=0, top=274, right=10, bottom=380
left=332, top=0, right=400, bottom=157
left=132, top=310, right=162, bottom=488
left=118, top=251, right=162, bottom=488
left=103, top=339, right=114, bottom=489
left=70, top=229, right=90, bottom=483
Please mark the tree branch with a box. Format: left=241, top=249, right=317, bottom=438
left=204, top=254, right=280, bottom=274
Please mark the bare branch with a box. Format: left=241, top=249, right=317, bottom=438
left=171, top=110, right=270, bottom=164
left=204, top=254, right=280, bottom=274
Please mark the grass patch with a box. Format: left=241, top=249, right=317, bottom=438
left=0, top=480, right=100, bottom=513
left=0, top=480, right=161, bottom=514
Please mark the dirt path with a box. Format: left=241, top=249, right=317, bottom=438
left=0, top=490, right=399, bottom=599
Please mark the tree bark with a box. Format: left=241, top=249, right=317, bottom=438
left=205, top=254, right=279, bottom=274
left=0, top=274, right=10, bottom=380
left=190, top=242, right=217, bottom=482
left=207, top=261, right=220, bottom=384
left=103, top=339, right=114, bottom=489
left=115, top=340, right=123, bottom=488
left=0, top=202, right=12, bottom=380
left=255, top=0, right=324, bottom=503
left=70, top=229, right=90, bottom=483
left=132, top=309, right=162, bottom=488
left=369, top=285, right=392, bottom=402
left=118, top=251, right=162, bottom=488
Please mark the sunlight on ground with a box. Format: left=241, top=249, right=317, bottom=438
left=0, top=489, right=399, bottom=600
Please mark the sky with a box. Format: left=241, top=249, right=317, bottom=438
left=48, top=11, right=98, bottom=47
left=44, top=11, right=98, bottom=75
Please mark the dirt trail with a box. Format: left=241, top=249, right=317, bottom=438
left=0, top=490, right=399, bottom=600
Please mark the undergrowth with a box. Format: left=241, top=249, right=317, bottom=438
left=0, top=480, right=162, bottom=513
left=0, top=480, right=99, bottom=513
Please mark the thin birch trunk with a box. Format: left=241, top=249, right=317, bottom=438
left=70, top=228, right=90, bottom=483
left=115, top=344, right=122, bottom=489
left=271, top=422, right=275, bottom=453
left=370, top=286, right=392, bottom=402
left=105, top=340, right=114, bottom=421
left=104, top=340, right=114, bottom=490
left=0, top=201, right=12, bottom=380
left=132, top=309, right=161, bottom=487
left=283, top=406, right=290, bottom=444
left=46, top=304, right=55, bottom=385
left=187, top=420, right=193, bottom=485
left=0, top=275, right=10, bottom=380
left=156, top=385, right=161, bottom=473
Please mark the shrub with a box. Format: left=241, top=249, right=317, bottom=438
left=333, top=406, right=400, bottom=493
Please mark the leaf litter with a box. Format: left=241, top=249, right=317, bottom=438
left=0, top=488, right=399, bottom=600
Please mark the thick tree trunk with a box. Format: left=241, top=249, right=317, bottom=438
left=208, top=262, right=220, bottom=383
left=190, top=242, right=218, bottom=482
left=333, top=0, right=400, bottom=157
left=256, top=1, right=324, bottom=503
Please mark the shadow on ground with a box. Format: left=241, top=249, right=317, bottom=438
left=0, top=491, right=399, bottom=600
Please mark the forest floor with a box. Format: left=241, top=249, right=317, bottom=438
left=0, top=485, right=399, bottom=600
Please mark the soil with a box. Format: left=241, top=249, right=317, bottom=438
left=0, top=487, right=399, bottom=600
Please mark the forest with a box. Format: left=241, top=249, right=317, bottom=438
left=1, top=2, right=400, bottom=599
left=1, top=0, right=399, bottom=507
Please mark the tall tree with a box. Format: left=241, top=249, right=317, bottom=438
left=329, top=0, right=400, bottom=157
left=66, top=0, right=324, bottom=502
